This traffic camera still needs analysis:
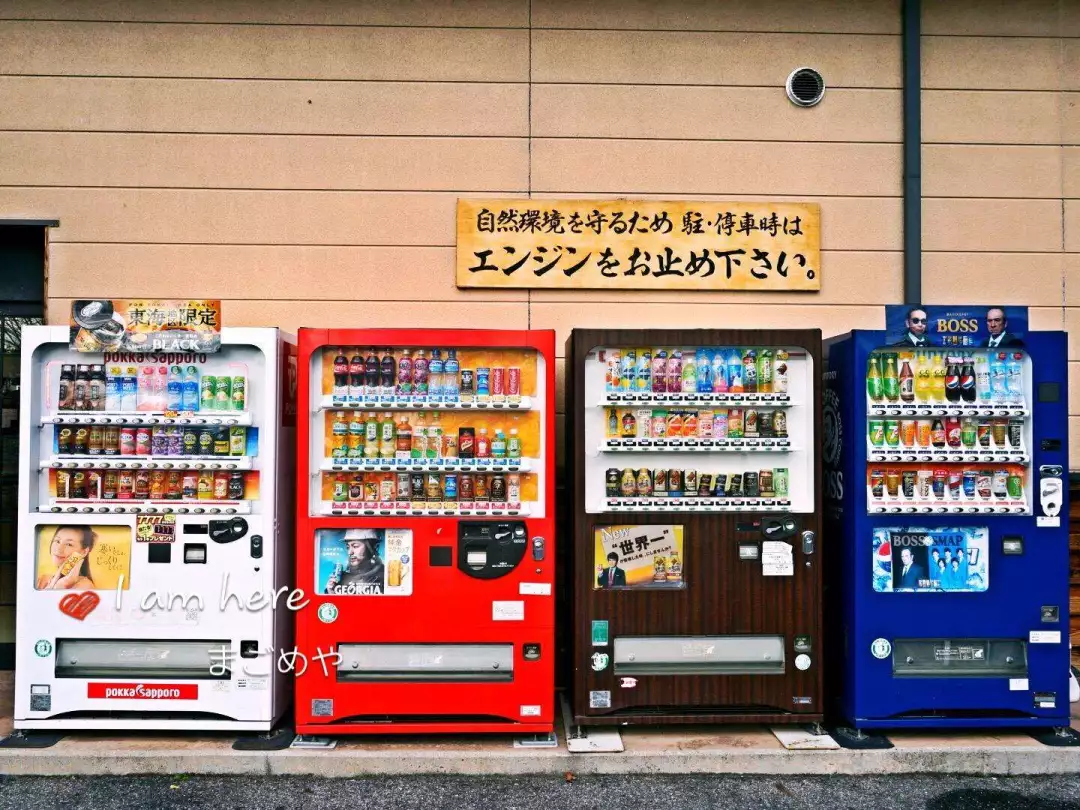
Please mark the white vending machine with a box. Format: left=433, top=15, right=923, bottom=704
left=13, top=326, right=295, bottom=732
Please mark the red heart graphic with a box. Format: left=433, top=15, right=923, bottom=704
left=59, top=591, right=100, bottom=620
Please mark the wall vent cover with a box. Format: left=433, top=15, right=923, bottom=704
left=786, top=67, right=825, bottom=107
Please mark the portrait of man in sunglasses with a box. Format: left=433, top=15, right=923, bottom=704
left=892, top=306, right=930, bottom=347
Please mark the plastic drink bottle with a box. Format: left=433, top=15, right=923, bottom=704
left=443, top=349, right=460, bottom=401
left=428, top=349, right=444, bottom=403
left=1006, top=353, right=1023, bottom=404
left=166, top=366, right=184, bottom=410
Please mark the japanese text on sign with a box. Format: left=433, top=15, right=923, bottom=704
left=456, top=200, right=820, bottom=291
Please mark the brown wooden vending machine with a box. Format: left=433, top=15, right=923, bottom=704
left=567, top=328, right=823, bottom=725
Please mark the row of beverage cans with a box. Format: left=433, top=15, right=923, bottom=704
left=330, top=471, right=522, bottom=506
left=57, top=363, right=246, bottom=413
left=869, top=467, right=1024, bottom=500
left=56, top=468, right=249, bottom=501
left=607, top=407, right=788, bottom=440
left=868, top=417, right=1022, bottom=450
left=607, top=467, right=789, bottom=499
left=56, top=424, right=248, bottom=457
left=604, top=348, right=790, bottom=394
left=330, top=347, right=522, bottom=404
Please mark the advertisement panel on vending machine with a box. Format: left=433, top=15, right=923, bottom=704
left=14, top=303, right=295, bottom=733
left=294, top=329, right=556, bottom=735
left=566, top=328, right=824, bottom=725
left=824, top=305, right=1072, bottom=733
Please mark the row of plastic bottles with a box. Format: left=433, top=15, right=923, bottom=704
left=868, top=352, right=1023, bottom=405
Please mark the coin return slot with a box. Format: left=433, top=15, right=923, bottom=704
left=184, top=543, right=207, bottom=564
left=466, top=549, right=488, bottom=568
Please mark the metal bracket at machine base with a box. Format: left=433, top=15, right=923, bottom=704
left=289, top=735, right=338, bottom=750
left=827, top=726, right=894, bottom=750
left=559, top=693, right=623, bottom=754
left=0, top=730, right=65, bottom=749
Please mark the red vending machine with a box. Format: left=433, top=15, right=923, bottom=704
left=294, top=329, right=556, bottom=735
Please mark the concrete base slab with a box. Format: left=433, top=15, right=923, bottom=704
left=0, top=672, right=1076, bottom=777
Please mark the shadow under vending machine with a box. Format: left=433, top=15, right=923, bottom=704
left=567, top=329, right=823, bottom=726
left=824, top=326, right=1072, bottom=733
left=294, top=329, right=555, bottom=735
left=14, top=323, right=295, bottom=733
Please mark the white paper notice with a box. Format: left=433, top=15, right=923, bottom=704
left=1029, top=631, right=1061, bottom=644
left=519, top=583, right=552, bottom=596
left=1009, top=678, right=1029, bottom=691
left=762, top=541, right=794, bottom=577
left=1037, top=516, right=1061, bottom=528
left=493, top=600, right=525, bottom=621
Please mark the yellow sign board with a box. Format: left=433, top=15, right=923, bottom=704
left=456, top=199, right=820, bottom=291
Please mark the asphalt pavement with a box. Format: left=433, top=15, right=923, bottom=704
left=0, top=774, right=1078, bottom=809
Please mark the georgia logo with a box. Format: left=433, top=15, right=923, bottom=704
left=822, top=387, right=843, bottom=467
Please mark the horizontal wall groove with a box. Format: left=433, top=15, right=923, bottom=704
left=0, top=74, right=534, bottom=85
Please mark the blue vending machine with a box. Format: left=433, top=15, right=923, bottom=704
left=824, top=308, right=1072, bottom=735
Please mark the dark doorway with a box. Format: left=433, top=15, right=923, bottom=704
left=0, top=222, right=51, bottom=669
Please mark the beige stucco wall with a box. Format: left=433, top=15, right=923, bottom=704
left=0, top=0, right=1076, bottom=463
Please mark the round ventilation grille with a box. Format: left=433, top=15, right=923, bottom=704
left=786, top=67, right=825, bottom=107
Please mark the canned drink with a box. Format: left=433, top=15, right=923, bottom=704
left=900, top=420, right=917, bottom=447
left=945, top=417, right=962, bottom=448
left=379, top=476, right=395, bottom=503
left=727, top=473, right=742, bottom=496
left=168, top=426, right=184, bottom=456
left=917, top=469, right=932, bottom=498
left=606, top=468, right=620, bottom=498
left=491, top=368, right=506, bottom=402
left=1008, top=419, right=1023, bottom=448
left=773, top=349, right=789, bottom=394
left=636, top=469, right=653, bottom=497
left=745, top=471, right=760, bottom=498
left=620, top=468, right=636, bottom=497
left=884, top=420, right=900, bottom=447
left=992, top=469, right=1009, bottom=499
left=870, top=469, right=884, bottom=498
left=425, top=473, right=442, bottom=501
left=232, top=376, right=246, bottom=411
left=963, top=469, right=977, bottom=498
left=410, top=472, right=425, bottom=501
left=758, top=350, right=773, bottom=393
left=743, top=408, right=759, bottom=437
left=136, top=426, right=152, bottom=456
left=474, top=473, right=489, bottom=502
left=475, top=367, right=491, bottom=400
left=948, top=470, right=962, bottom=499
left=684, top=469, right=697, bottom=495
left=697, top=473, right=713, bottom=497
left=759, top=411, right=774, bottom=438
left=917, top=420, right=931, bottom=447
left=773, top=410, right=788, bottom=439
left=200, top=375, right=216, bottom=410
left=713, top=410, right=729, bottom=440
left=215, top=376, right=232, bottom=410
left=868, top=420, right=885, bottom=446
left=651, top=411, right=668, bottom=438
left=459, top=472, right=474, bottom=502
left=507, top=367, right=521, bottom=402
left=901, top=470, right=916, bottom=498
left=977, top=420, right=991, bottom=447
left=668, top=469, right=683, bottom=496
left=991, top=419, right=1008, bottom=447
left=728, top=408, right=744, bottom=439
left=713, top=473, right=728, bottom=497
left=653, top=468, right=668, bottom=495
left=460, top=369, right=475, bottom=401
left=774, top=468, right=789, bottom=498
left=182, top=427, right=199, bottom=456
left=759, top=469, right=774, bottom=497
left=1007, top=471, right=1023, bottom=499
left=932, top=469, right=947, bottom=499
left=976, top=470, right=992, bottom=499
left=198, top=427, right=214, bottom=456
left=490, top=473, right=507, bottom=502
left=444, top=472, right=459, bottom=500
left=103, top=425, right=120, bottom=456
left=119, top=427, right=136, bottom=456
